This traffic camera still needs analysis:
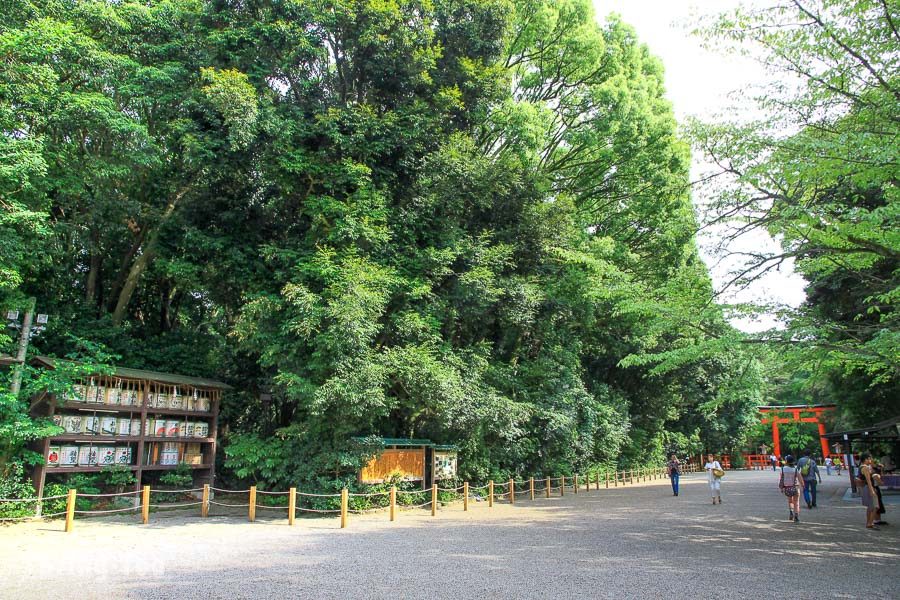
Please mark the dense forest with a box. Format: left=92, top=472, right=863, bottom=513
left=1, top=0, right=896, bottom=490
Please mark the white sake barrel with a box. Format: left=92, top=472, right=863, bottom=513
left=63, top=416, right=83, bottom=434
left=154, top=419, right=167, bottom=437
left=131, top=419, right=142, bottom=436
left=82, top=416, right=100, bottom=435
left=78, top=446, right=97, bottom=466
left=183, top=421, right=195, bottom=438
left=166, top=420, right=180, bottom=437
left=114, top=447, right=132, bottom=465
left=100, top=416, right=118, bottom=436
left=117, top=418, right=131, bottom=436
left=60, top=446, right=79, bottom=467
left=96, top=446, right=116, bottom=466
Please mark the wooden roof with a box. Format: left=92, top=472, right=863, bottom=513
left=31, top=355, right=231, bottom=390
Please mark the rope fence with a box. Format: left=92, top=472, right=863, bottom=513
left=1, top=464, right=702, bottom=531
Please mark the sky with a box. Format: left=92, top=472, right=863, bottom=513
left=592, top=0, right=808, bottom=331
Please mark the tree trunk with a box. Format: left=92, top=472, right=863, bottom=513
left=85, top=229, right=101, bottom=305
left=111, top=186, right=190, bottom=326
left=107, top=228, right=146, bottom=313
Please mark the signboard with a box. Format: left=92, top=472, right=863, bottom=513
left=360, top=448, right=425, bottom=483
left=434, top=451, right=457, bottom=480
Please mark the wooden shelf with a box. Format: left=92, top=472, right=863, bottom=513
left=49, top=435, right=215, bottom=443
left=55, top=402, right=213, bottom=418
left=45, top=464, right=212, bottom=474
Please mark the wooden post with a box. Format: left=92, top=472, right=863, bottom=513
left=340, top=488, right=348, bottom=528
left=431, top=484, right=437, bottom=517
left=288, top=487, right=296, bottom=526
left=586, top=475, right=590, bottom=492
left=64, top=488, right=76, bottom=533
left=248, top=486, right=257, bottom=522
left=614, top=471, right=618, bottom=487
left=545, top=477, right=551, bottom=498
left=530, top=477, right=535, bottom=501
left=574, top=474, right=578, bottom=494
left=595, top=472, right=600, bottom=490
left=463, top=482, right=468, bottom=512
left=605, top=471, right=609, bottom=488
left=201, top=484, right=210, bottom=518
left=560, top=476, right=565, bottom=496
left=391, top=485, right=397, bottom=520
left=488, top=481, right=494, bottom=507
left=141, top=485, right=150, bottom=524
left=509, top=479, right=515, bottom=504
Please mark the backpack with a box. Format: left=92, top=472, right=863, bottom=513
left=800, top=461, right=811, bottom=476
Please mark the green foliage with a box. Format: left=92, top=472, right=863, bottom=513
left=159, top=463, right=193, bottom=489
left=2, top=0, right=773, bottom=489
left=690, top=0, right=899, bottom=425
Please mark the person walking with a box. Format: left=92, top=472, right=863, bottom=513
left=779, top=455, right=804, bottom=522
left=798, top=451, right=823, bottom=508
left=825, top=456, right=833, bottom=476
left=770, top=453, right=777, bottom=471
left=857, top=453, right=879, bottom=529
left=834, top=456, right=843, bottom=476
left=667, top=454, right=681, bottom=496
left=704, top=453, right=723, bottom=504
left=873, top=461, right=888, bottom=526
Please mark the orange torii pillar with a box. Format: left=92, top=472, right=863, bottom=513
left=759, top=405, right=834, bottom=459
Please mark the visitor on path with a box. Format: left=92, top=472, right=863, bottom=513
left=825, top=456, right=833, bottom=476
left=834, top=456, right=843, bottom=476
left=797, top=452, right=822, bottom=509
left=779, top=455, right=804, bottom=523
left=857, top=453, right=879, bottom=529
left=704, top=454, right=723, bottom=504
left=770, top=454, right=777, bottom=471
left=667, top=454, right=681, bottom=496
left=873, top=462, right=888, bottom=526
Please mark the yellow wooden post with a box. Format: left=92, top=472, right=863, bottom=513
left=509, top=479, right=515, bottom=504
left=574, top=474, right=578, bottom=494
left=530, top=477, right=535, bottom=501
left=249, top=486, right=257, bottom=522
left=605, top=471, right=609, bottom=488
left=614, top=471, right=618, bottom=487
left=560, top=476, right=565, bottom=496
left=586, top=475, right=590, bottom=492
left=431, top=484, right=437, bottom=517
left=390, top=485, right=397, bottom=521
left=201, top=484, right=210, bottom=518
left=288, top=487, right=296, bottom=526
left=545, top=477, right=551, bottom=498
left=64, top=488, right=76, bottom=533
left=595, top=471, right=600, bottom=491
left=141, top=485, right=150, bottom=524
left=488, top=481, right=494, bottom=507
left=340, top=488, right=348, bottom=528
left=463, top=482, right=468, bottom=512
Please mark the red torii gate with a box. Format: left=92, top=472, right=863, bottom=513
left=759, top=404, right=836, bottom=458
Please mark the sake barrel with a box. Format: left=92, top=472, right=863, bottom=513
left=166, top=420, right=180, bottom=437
left=59, top=446, right=79, bottom=467
left=182, top=421, right=195, bottom=438
left=82, top=416, right=100, bottom=435
left=47, top=446, right=60, bottom=466
left=169, top=389, right=184, bottom=410
left=117, top=418, right=132, bottom=437
left=63, top=415, right=83, bottom=434
left=100, top=416, right=118, bottom=436
left=114, top=447, right=133, bottom=466
left=154, top=418, right=167, bottom=437
left=78, top=446, right=98, bottom=466
left=130, top=418, right=142, bottom=436
left=194, top=422, right=209, bottom=438
left=96, top=446, right=116, bottom=466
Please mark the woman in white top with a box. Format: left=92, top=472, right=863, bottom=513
left=704, top=453, right=723, bottom=504
left=779, top=454, right=804, bottom=522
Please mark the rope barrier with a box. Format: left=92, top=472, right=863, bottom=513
left=255, top=504, right=289, bottom=510
left=348, top=491, right=389, bottom=498
left=210, top=487, right=250, bottom=494
left=296, top=491, right=340, bottom=498
left=437, top=487, right=461, bottom=492
left=0, top=511, right=68, bottom=522
left=398, top=501, right=432, bottom=510
left=394, top=490, right=429, bottom=496
left=75, top=506, right=142, bottom=515
left=208, top=501, right=251, bottom=508
left=147, top=501, right=203, bottom=509
left=256, top=490, right=290, bottom=496
left=348, top=506, right=390, bottom=515
left=78, top=490, right=142, bottom=498
left=296, top=507, right=340, bottom=513
left=0, top=494, right=69, bottom=502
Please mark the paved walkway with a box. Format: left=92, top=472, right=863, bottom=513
left=1, top=470, right=897, bottom=599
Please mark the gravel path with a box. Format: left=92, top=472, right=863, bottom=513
left=1, top=470, right=897, bottom=599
